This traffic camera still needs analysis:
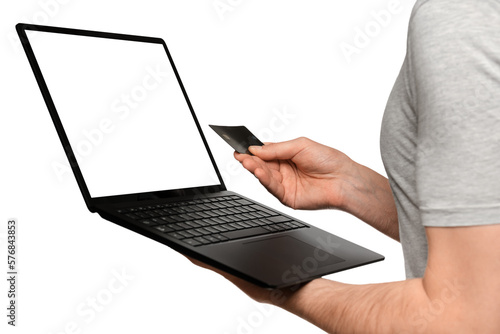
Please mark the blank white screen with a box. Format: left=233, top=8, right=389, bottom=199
left=27, top=30, right=220, bottom=197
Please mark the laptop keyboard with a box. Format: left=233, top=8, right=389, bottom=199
left=117, top=195, right=308, bottom=247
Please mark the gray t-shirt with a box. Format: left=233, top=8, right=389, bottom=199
left=380, top=0, right=500, bottom=278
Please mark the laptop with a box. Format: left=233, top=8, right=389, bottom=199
left=16, top=23, right=383, bottom=288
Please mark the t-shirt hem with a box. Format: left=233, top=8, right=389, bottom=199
left=421, top=205, right=500, bottom=227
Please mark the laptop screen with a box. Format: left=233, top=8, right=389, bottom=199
left=25, top=29, right=221, bottom=198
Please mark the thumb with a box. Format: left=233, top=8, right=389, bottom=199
left=248, top=137, right=311, bottom=161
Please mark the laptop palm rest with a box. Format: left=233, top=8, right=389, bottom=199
left=218, top=235, right=346, bottom=287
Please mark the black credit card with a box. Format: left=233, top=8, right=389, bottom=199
left=209, top=125, right=264, bottom=154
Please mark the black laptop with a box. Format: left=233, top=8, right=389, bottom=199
left=16, top=23, right=383, bottom=288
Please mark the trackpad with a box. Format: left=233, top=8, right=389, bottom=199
left=242, top=236, right=345, bottom=283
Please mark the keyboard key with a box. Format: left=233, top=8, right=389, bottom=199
left=169, top=223, right=184, bottom=231
left=208, top=217, right=226, bottom=225
left=219, top=223, right=236, bottom=231
left=155, top=225, right=174, bottom=233
left=262, top=225, right=280, bottom=232
left=178, top=214, right=192, bottom=221
left=183, top=238, right=202, bottom=246
left=221, top=227, right=272, bottom=241
left=125, top=213, right=139, bottom=220
left=183, top=206, right=196, bottom=213
left=249, top=205, right=277, bottom=216
left=212, top=234, right=229, bottom=242
left=169, top=215, right=185, bottom=222
left=241, top=213, right=256, bottom=220
left=267, top=215, right=292, bottom=223
left=194, top=237, right=211, bottom=245
left=185, top=212, right=201, bottom=219
left=162, top=208, right=177, bottom=215
left=211, top=225, right=229, bottom=232
left=274, top=223, right=290, bottom=231
left=204, top=226, right=220, bottom=234
left=292, top=221, right=308, bottom=228
left=226, top=207, right=243, bottom=214
left=135, top=212, right=151, bottom=218
left=150, top=218, right=164, bottom=225
left=151, top=210, right=164, bottom=217
left=205, top=203, right=218, bottom=209
left=185, top=229, right=202, bottom=237
left=236, top=221, right=253, bottom=229
left=176, top=222, right=192, bottom=230
left=228, top=223, right=244, bottom=230
left=178, top=230, right=194, bottom=238
left=203, top=235, right=221, bottom=243
left=160, top=216, right=177, bottom=224
left=193, top=219, right=209, bottom=227
left=245, top=220, right=261, bottom=228
left=237, top=206, right=252, bottom=214
left=167, top=232, right=185, bottom=240
left=139, top=219, right=154, bottom=226
left=235, top=199, right=252, bottom=205
left=218, top=216, right=233, bottom=223
left=185, top=221, right=201, bottom=228
left=195, top=212, right=211, bottom=219
left=194, top=228, right=211, bottom=235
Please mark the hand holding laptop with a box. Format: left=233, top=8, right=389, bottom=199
left=189, top=134, right=397, bottom=302
left=18, top=23, right=384, bottom=290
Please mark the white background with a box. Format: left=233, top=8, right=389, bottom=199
left=1, top=1, right=414, bottom=333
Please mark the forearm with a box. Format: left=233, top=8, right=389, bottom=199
left=275, top=277, right=446, bottom=334
left=338, top=161, right=399, bottom=240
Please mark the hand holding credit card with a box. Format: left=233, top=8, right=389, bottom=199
left=209, top=125, right=264, bottom=155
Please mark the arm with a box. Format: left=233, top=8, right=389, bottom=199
left=192, top=224, right=500, bottom=333
left=236, top=137, right=399, bottom=240
left=283, top=3, right=500, bottom=330
left=274, top=224, right=500, bottom=333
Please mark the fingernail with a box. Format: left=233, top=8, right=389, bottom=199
left=249, top=145, right=262, bottom=151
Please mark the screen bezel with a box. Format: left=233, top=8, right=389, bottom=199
left=16, top=23, right=226, bottom=212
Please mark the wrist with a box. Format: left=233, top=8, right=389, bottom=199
left=335, top=161, right=399, bottom=240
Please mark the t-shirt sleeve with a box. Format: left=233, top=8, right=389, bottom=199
left=409, top=0, right=500, bottom=227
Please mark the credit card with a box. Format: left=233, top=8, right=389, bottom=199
left=209, top=125, right=264, bottom=155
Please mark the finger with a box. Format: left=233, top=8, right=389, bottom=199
left=185, top=255, right=253, bottom=286
left=235, top=151, right=281, bottom=172
left=239, top=154, right=267, bottom=176
left=248, top=137, right=312, bottom=161
left=234, top=151, right=248, bottom=162
left=236, top=153, right=286, bottom=199
left=253, top=164, right=285, bottom=202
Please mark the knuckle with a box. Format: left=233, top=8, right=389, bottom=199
left=296, top=136, right=310, bottom=145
